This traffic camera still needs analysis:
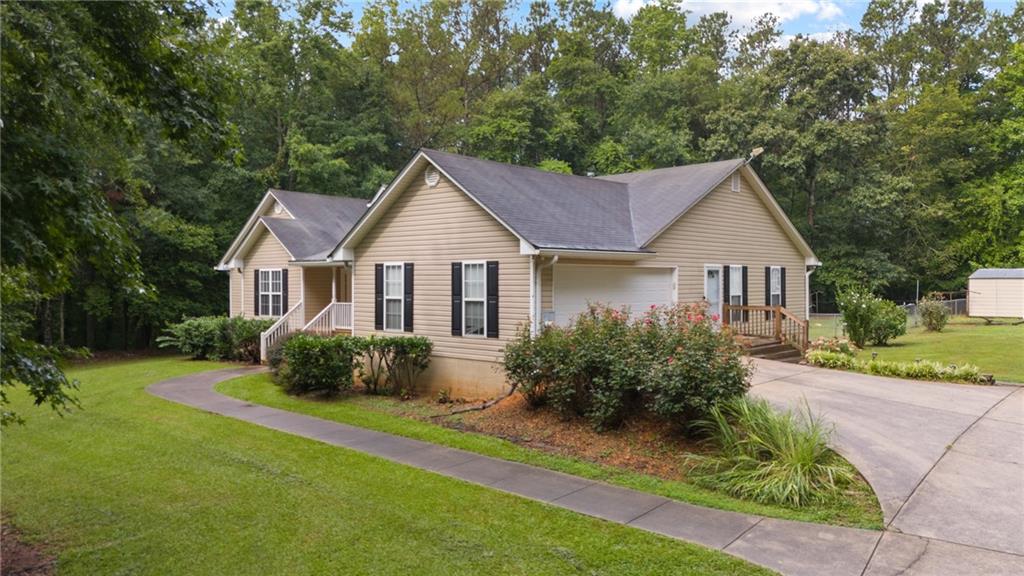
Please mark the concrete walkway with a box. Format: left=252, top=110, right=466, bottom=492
left=148, top=368, right=1024, bottom=576
left=750, top=359, right=1024, bottom=560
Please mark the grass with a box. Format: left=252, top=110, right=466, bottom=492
left=1, top=357, right=774, bottom=576
left=809, top=315, right=1024, bottom=383
left=218, top=373, right=883, bottom=529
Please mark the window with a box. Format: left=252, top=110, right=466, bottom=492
left=770, top=266, right=782, bottom=306
left=463, top=262, right=486, bottom=336
left=729, top=265, right=744, bottom=323
left=384, top=263, right=403, bottom=331
left=259, top=269, right=283, bottom=316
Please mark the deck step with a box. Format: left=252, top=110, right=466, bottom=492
left=742, top=339, right=804, bottom=363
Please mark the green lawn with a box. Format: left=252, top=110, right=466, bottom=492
left=810, top=316, right=1024, bottom=383
left=2, top=357, right=773, bottom=576
left=218, top=373, right=883, bottom=529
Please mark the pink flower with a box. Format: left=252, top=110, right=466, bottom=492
left=667, top=356, right=675, bottom=365
left=711, top=313, right=720, bottom=322
left=696, top=314, right=704, bottom=322
left=650, top=304, right=657, bottom=310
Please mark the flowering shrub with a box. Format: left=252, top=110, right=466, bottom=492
left=503, top=302, right=751, bottom=431
left=837, top=288, right=906, bottom=346
left=638, top=304, right=750, bottom=425
left=917, top=294, right=950, bottom=332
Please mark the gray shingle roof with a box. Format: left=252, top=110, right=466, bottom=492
left=268, top=190, right=367, bottom=260
left=969, top=268, right=1024, bottom=279
left=421, top=149, right=744, bottom=251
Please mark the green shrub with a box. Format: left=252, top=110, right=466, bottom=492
left=807, top=337, right=858, bottom=357
left=869, top=300, right=907, bottom=345
left=386, top=336, right=433, bottom=397
left=836, top=288, right=906, bottom=347
left=276, top=333, right=356, bottom=396
left=805, top=350, right=983, bottom=384
left=355, top=335, right=433, bottom=397
left=553, top=304, right=642, bottom=430
left=157, top=316, right=273, bottom=362
left=691, top=397, right=854, bottom=506
left=503, top=303, right=751, bottom=431
left=502, top=325, right=575, bottom=407
left=805, top=350, right=857, bottom=370
left=639, top=304, right=750, bottom=426
left=917, top=294, right=950, bottom=332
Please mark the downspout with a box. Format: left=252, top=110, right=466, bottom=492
left=805, top=265, right=816, bottom=319
left=529, top=255, right=536, bottom=336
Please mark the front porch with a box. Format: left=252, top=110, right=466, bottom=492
left=259, top=264, right=353, bottom=361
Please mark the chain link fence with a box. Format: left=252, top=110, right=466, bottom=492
left=810, top=298, right=968, bottom=337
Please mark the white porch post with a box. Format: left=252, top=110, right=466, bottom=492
left=331, top=267, right=337, bottom=303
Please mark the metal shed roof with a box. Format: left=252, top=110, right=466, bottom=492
left=969, top=268, right=1024, bottom=280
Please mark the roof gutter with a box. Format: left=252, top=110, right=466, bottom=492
left=535, top=248, right=655, bottom=261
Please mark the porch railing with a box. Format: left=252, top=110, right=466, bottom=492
left=303, top=302, right=353, bottom=335
left=722, top=304, right=809, bottom=351
left=259, top=300, right=304, bottom=361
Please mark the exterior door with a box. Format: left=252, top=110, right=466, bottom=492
left=705, top=266, right=722, bottom=321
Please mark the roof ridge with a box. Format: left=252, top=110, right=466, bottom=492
left=421, top=148, right=630, bottom=192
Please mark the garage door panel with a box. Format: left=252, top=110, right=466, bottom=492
left=553, top=265, right=674, bottom=325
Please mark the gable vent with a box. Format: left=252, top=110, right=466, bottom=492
left=731, top=172, right=740, bottom=192
left=424, top=167, right=440, bottom=187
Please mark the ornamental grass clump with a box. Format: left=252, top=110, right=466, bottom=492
left=690, top=397, right=854, bottom=507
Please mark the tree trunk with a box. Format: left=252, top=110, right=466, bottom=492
left=42, top=299, right=53, bottom=346
left=59, top=295, right=65, bottom=347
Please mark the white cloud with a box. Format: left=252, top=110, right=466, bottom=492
left=613, top=0, right=846, bottom=29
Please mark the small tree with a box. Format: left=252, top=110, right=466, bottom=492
left=918, top=293, right=950, bottom=332
left=837, top=287, right=906, bottom=347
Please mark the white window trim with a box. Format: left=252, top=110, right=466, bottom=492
left=728, top=265, right=744, bottom=323
left=258, top=268, right=283, bottom=317
left=462, top=260, right=487, bottom=338
left=703, top=264, right=723, bottom=320
left=770, top=266, right=783, bottom=306
left=383, top=262, right=404, bottom=332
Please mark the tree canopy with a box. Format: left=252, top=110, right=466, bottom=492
left=2, top=0, right=1022, bottom=422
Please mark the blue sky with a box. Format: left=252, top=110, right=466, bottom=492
left=213, top=1, right=1019, bottom=41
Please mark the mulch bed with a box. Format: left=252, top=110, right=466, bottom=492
left=1, top=521, right=54, bottom=576
left=357, top=390, right=710, bottom=481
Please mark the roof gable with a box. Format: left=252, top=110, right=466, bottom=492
left=337, top=149, right=816, bottom=263
left=218, top=189, right=368, bottom=268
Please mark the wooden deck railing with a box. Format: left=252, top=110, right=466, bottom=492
left=722, top=304, right=809, bottom=351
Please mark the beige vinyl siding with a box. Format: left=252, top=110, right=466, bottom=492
left=353, top=169, right=530, bottom=364
left=238, top=226, right=301, bottom=319
left=302, top=267, right=334, bottom=323
left=540, top=264, right=553, bottom=311
left=229, top=268, right=243, bottom=317
left=646, top=170, right=807, bottom=318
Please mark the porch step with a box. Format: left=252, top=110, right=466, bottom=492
left=744, top=340, right=804, bottom=364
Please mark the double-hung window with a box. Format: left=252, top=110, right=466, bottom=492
left=463, top=262, right=486, bottom=336
left=729, top=265, right=744, bottom=324
left=770, top=266, right=783, bottom=306
left=259, top=269, right=283, bottom=316
left=384, top=263, right=404, bottom=331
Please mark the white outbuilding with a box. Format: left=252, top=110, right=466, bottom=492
left=968, top=268, right=1024, bottom=319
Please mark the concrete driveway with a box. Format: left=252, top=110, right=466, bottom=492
left=750, top=359, right=1024, bottom=558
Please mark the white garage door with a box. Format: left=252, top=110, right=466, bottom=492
left=553, top=265, right=674, bottom=325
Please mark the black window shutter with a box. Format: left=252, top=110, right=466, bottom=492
left=764, top=266, right=772, bottom=320
left=451, top=263, right=462, bottom=336
left=374, top=264, right=384, bottom=330
left=486, top=260, right=499, bottom=338
left=722, top=266, right=731, bottom=317
left=403, top=263, right=414, bottom=332
left=281, top=269, right=289, bottom=312
left=780, top=267, right=787, bottom=308
left=742, top=266, right=749, bottom=321
left=254, top=269, right=260, bottom=316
